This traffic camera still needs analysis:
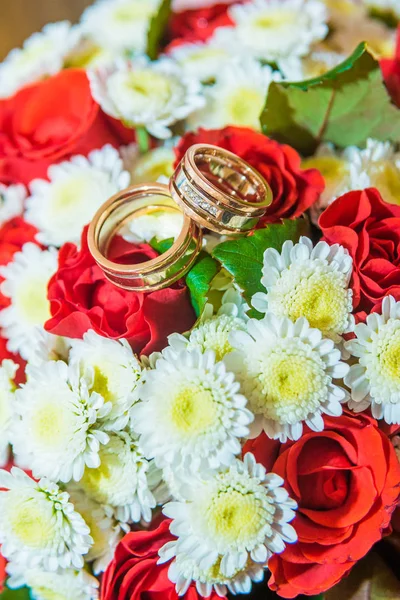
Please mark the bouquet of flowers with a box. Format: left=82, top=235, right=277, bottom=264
left=0, top=0, right=400, bottom=599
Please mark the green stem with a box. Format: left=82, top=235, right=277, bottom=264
left=136, top=126, right=150, bottom=154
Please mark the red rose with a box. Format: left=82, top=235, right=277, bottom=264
left=319, top=188, right=400, bottom=313
left=101, top=520, right=221, bottom=600
left=0, top=554, right=5, bottom=593
left=0, top=69, right=130, bottom=186
left=44, top=227, right=196, bottom=356
left=175, top=127, right=324, bottom=224
left=168, top=3, right=234, bottom=47
left=245, top=413, right=400, bottom=598
left=381, top=27, right=400, bottom=107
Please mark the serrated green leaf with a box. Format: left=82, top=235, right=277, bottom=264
left=149, top=236, right=174, bottom=254
left=186, top=252, right=220, bottom=317
left=0, top=587, right=30, bottom=600
left=212, top=219, right=309, bottom=318
left=146, top=0, right=172, bottom=60
left=260, top=43, right=400, bottom=155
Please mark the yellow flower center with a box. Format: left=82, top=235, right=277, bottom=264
left=92, top=366, right=113, bottom=403
left=170, top=386, right=218, bottom=435
left=269, top=263, right=351, bottom=339
left=302, top=156, right=348, bottom=185
left=225, top=87, right=264, bottom=129
left=112, top=2, right=155, bottom=22
left=8, top=496, right=55, bottom=549
left=31, top=396, right=77, bottom=449
left=253, top=9, right=296, bottom=30
left=370, top=162, right=400, bottom=206
left=14, top=276, right=51, bottom=325
left=247, top=342, right=328, bottom=424
left=32, top=588, right=65, bottom=600
left=378, top=329, right=400, bottom=383
left=80, top=448, right=122, bottom=505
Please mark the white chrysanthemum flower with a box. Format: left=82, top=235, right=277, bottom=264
left=25, top=145, right=130, bottom=246
left=12, top=361, right=111, bottom=483
left=0, top=183, right=25, bottom=226
left=168, top=289, right=248, bottom=362
left=132, top=348, right=253, bottom=475
left=0, top=22, right=80, bottom=99
left=125, top=146, right=175, bottom=184
left=81, top=0, right=161, bottom=54
left=0, top=243, right=58, bottom=360
left=69, top=330, right=142, bottom=431
left=364, top=0, right=400, bottom=19
left=68, top=488, right=126, bottom=574
left=0, top=360, right=18, bottom=466
left=7, top=561, right=99, bottom=600
left=168, top=40, right=232, bottom=84
left=79, top=430, right=161, bottom=523
left=189, top=57, right=280, bottom=131
left=252, top=237, right=354, bottom=343
left=28, top=329, right=71, bottom=367
left=122, top=207, right=184, bottom=244
left=345, top=295, right=400, bottom=425
left=0, top=468, right=92, bottom=571
left=305, top=139, right=400, bottom=222
left=159, top=453, right=297, bottom=597
left=89, top=57, right=205, bottom=139
left=219, top=0, right=328, bottom=62
left=226, top=313, right=349, bottom=442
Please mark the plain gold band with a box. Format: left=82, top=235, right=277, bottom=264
left=87, top=183, right=203, bottom=292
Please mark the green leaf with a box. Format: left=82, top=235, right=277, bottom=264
left=212, top=219, right=309, bottom=318
left=0, top=587, right=30, bottom=600
left=146, top=0, right=172, bottom=60
left=260, top=43, right=400, bottom=155
left=149, top=236, right=174, bottom=254
left=186, top=252, right=220, bottom=317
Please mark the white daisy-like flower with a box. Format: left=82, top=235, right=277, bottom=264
left=69, top=330, right=142, bottom=431
left=226, top=313, right=349, bottom=442
left=7, top=561, right=99, bottom=600
left=252, top=237, right=354, bottom=343
left=168, top=289, right=248, bottom=362
left=78, top=430, right=161, bottom=524
left=122, top=207, right=184, bottom=244
left=68, top=487, right=126, bottom=574
left=89, top=57, right=205, bottom=139
left=0, top=467, right=92, bottom=571
left=189, top=57, right=280, bottom=132
left=159, top=453, right=297, bottom=597
left=28, top=329, right=71, bottom=367
left=218, top=0, right=328, bottom=62
left=125, top=146, right=176, bottom=184
left=364, top=0, right=400, bottom=20
left=131, top=348, right=253, bottom=475
left=25, top=145, right=130, bottom=246
left=305, top=139, right=400, bottom=222
left=345, top=295, right=400, bottom=425
left=80, top=0, right=161, bottom=54
left=12, top=361, right=111, bottom=483
left=0, top=22, right=81, bottom=99
left=167, top=40, right=233, bottom=84
left=0, top=243, right=58, bottom=360
left=0, top=360, right=18, bottom=466
left=0, top=183, right=25, bottom=226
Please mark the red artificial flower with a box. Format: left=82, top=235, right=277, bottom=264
left=0, top=554, right=5, bottom=594
left=175, top=127, right=324, bottom=224
left=44, top=227, right=196, bottom=356
left=319, top=187, right=400, bottom=313
left=168, top=3, right=234, bottom=47
left=245, top=413, right=400, bottom=598
left=101, top=519, right=222, bottom=600
left=0, top=69, right=132, bottom=186
left=381, top=26, right=400, bottom=107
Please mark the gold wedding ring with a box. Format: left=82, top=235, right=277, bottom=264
left=88, top=183, right=202, bottom=292
left=170, top=144, right=273, bottom=234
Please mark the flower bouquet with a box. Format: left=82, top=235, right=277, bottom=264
left=0, top=0, right=400, bottom=599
